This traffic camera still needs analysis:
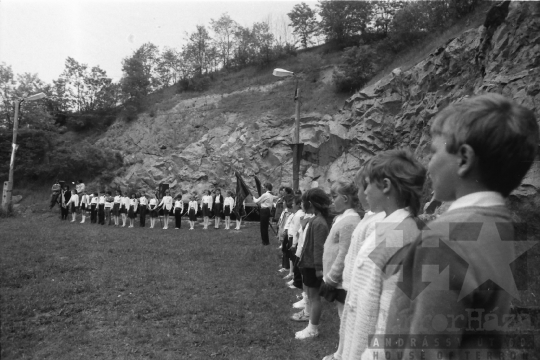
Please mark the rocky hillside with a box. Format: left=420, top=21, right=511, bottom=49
left=97, top=1, right=539, bottom=222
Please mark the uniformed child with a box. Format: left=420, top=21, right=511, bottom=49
left=223, top=190, right=235, bottom=230
left=158, top=189, right=173, bottom=230
left=174, top=194, right=184, bottom=230
left=128, top=193, right=138, bottom=228
left=188, top=193, right=199, bottom=230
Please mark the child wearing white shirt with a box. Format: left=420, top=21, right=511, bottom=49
left=66, top=189, right=79, bottom=223
left=128, top=194, right=138, bottom=228
left=187, top=193, right=199, bottom=230
left=79, top=191, right=89, bottom=223
left=223, top=190, right=235, bottom=230
left=90, top=192, right=99, bottom=223
left=158, top=189, right=173, bottom=230
left=112, top=190, right=122, bottom=226
left=121, top=195, right=130, bottom=227
left=148, top=193, right=158, bottom=229
left=173, top=194, right=184, bottom=230
left=201, top=190, right=213, bottom=230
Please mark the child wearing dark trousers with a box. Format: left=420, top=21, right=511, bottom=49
left=174, top=195, right=184, bottom=229
left=98, top=193, right=105, bottom=225
left=90, top=193, right=98, bottom=223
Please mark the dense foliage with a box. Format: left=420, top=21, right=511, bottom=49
left=0, top=129, right=122, bottom=184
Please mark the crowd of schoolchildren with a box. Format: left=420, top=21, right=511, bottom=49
left=268, top=94, right=539, bottom=359
left=52, top=185, right=245, bottom=231
left=48, top=94, right=538, bottom=358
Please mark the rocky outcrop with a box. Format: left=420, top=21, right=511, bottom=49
left=97, top=1, right=540, bottom=226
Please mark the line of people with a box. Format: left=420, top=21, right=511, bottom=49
left=267, top=94, right=538, bottom=359
left=56, top=187, right=245, bottom=231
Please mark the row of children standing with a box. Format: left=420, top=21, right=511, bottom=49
left=271, top=94, right=539, bottom=359
left=59, top=187, right=245, bottom=231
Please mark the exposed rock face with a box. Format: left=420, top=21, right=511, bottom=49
left=97, top=1, right=540, bottom=224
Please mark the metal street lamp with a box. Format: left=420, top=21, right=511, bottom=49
left=2, top=92, right=47, bottom=212
left=272, top=68, right=303, bottom=192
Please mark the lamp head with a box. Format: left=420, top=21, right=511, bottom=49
left=25, top=92, right=47, bottom=101
left=273, top=68, right=295, bottom=77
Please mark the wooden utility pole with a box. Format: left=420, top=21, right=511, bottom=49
left=293, top=88, right=300, bottom=192
left=2, top=100, right=21, bottom=212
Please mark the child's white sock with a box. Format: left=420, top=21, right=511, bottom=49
left=307, top=322, right=319, bottom=332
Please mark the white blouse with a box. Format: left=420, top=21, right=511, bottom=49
left=122, top=196, right=130, bottom=207
left=159, top=195, right=173, bottom=210
left=90, top=196, right=98, bottom=205
left=202, top=195, right=213, bottom=208
left=188, top=201, right=198, bottom=210
left=67, top=194, right=79, bottom=207
left=139, top=196, right=148, bottom=205
left=174, top=200, right=184, bottom=210
left=224, top=197, right=234, bottom=208
left=98, top=196, right=106, bottom=204
left=114, top=195, right=122, bottom=204
left=149, top=198, right=157, bottom=207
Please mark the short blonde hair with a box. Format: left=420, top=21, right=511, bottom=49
left=431, top=93, right=538, bottom=196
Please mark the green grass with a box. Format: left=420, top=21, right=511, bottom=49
left=0, top=215, right=340, bottom=359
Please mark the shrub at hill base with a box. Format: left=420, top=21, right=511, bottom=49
left=0, top=130, right=123, bottom=184
left=333, top=45, right=376, bottom=93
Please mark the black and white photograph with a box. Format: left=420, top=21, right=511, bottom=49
left=1, top=0, right=539, bottom=359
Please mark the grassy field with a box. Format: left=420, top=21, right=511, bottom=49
left=0, top=213, right=340, bottom=360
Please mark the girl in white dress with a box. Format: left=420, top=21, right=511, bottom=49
left=223, top=190, right=235, bottom=230
left=158, top=189, right=173, bottom=230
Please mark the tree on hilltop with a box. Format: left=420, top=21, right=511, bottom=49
left=318, top=0, right=373, bottom=44
left=287, top=3, right=319, bottom=49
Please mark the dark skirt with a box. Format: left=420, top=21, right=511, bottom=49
left=112, top=203, right=120, bottom=216
left=120, top=205, right=127, bottom=214
left=224, top=205, right=231, bottom=217
left=149, top=206, right=158, bottom=218
left=81, top=203, right=86, bottom=211
left=70, top=203, right=77, bottom=213
left=128, top=205, right=136, bottom=219
left=188, top=208, right=197, bottom=221
left=202, top=203, right=211, bottom=217
left=213, top=202, right=223, bottom=215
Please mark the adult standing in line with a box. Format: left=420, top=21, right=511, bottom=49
left=60, top=184, right=71, bottom=220
left=253, top=182, right=275, bottom=246
left=50, top=179, right=61, bottom=209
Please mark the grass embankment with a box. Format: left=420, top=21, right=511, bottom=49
left=1, top=214, right=340, bottom=359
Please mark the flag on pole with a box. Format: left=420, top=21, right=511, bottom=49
left=254, top=175, right=262, bottom=197
left=234, top=171, right=251, bottom=215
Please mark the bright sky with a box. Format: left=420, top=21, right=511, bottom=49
left=0, top=0, right=311, bottom=83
